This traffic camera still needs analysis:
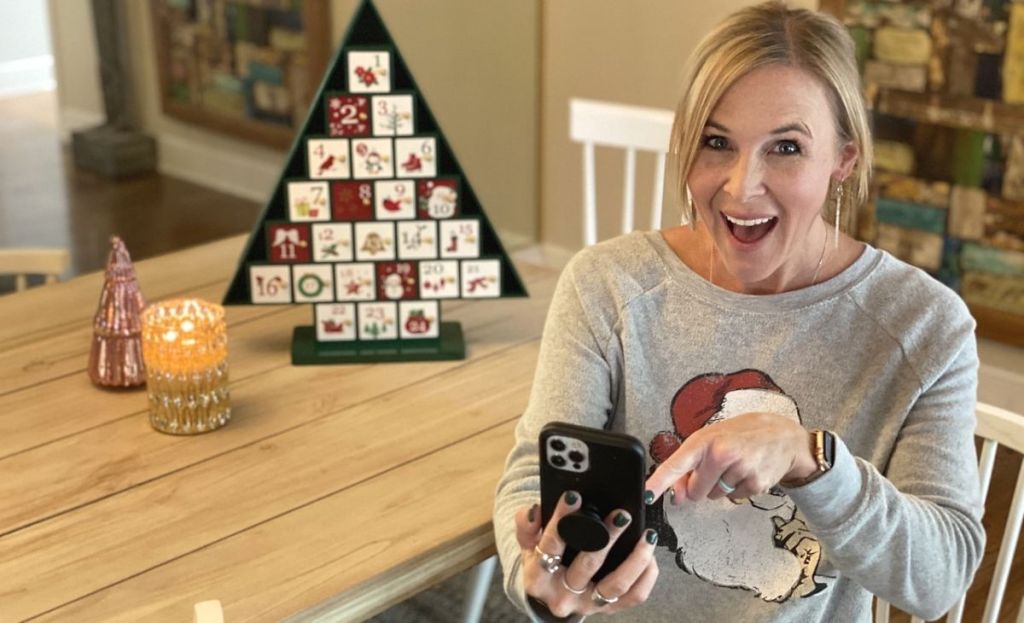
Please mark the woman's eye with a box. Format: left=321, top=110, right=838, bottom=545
left=775, top=140, right=800, bottom=155
left=703, top=135, right=728, bottom=150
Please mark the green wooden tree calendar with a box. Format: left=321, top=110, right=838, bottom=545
left=223, top=0, right=527, bottom=364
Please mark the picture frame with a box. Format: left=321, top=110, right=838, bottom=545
left=151, top=0, right=331, bottom=149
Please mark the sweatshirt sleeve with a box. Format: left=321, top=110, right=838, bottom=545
left=785, top=332, right=985, bottom=621
left=493, top=255, right=622, bottom=620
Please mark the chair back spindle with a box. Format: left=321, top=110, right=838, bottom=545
left=569, top=98, right=674, bottom=246
left=877, top=403, right=1024, bottom=622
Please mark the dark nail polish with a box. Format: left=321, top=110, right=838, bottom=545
left=644, top=489, right=655, bottom=505
left=565, top=491, right=579, bottom=505
left=645, top=529, right=658, bottom=545
left=613, top=512, right=629, bottom=527
left=528, top=504, right=537, bottom=523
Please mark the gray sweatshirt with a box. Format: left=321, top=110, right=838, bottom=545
left=494, top=230, right=984, bottom=622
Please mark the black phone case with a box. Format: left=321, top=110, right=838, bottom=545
left=539, top=422, right=646, bottom=582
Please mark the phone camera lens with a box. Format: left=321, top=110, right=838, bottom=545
left=551, top=439, right=566, bottom=451
left=551, top=455, right=567, bottom=467
left=568, top=450, right=584, bottom=463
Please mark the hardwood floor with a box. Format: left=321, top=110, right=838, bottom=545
left=1, top=91, right=1021, bottom=621
left=0, top=91, right=261, bottom=292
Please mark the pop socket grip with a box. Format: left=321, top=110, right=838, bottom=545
left=557, top=503, right=610, bottom=552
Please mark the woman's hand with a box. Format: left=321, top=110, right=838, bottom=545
left=514, top=491, right=659, bottom=618
left=645, top=412, right=816, bottom=503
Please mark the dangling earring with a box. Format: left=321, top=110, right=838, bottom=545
left=683, top=185, right=696, bottom=229
left=833, top=181, right=843, bottom=251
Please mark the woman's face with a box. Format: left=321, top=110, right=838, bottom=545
left=687, top=64, right=857, bottom=293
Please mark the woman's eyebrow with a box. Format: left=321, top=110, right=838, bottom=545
left=704, top=120, right=813, bottom=138
left=771, top=122, right=813, bottom=138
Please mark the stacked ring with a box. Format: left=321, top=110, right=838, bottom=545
left=560, top=574, right=587, bottom=595
left=717, top=477, right=737, bottom=494
left=591, top=585, right=620, bottom=607
left=535, top=545, right=561, bottom=574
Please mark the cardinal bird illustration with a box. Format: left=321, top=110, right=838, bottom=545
left=318, top=155, right=335, bottom=175
left=467, top=277, right=489, bottom=293
left=401, top=153, right=423, bottom=172
left=355, top=67, right=377, bottom=87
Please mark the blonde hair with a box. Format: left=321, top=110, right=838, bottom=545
left=671, top=1, right=872, bottom=230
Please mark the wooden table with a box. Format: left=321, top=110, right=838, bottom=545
left=0, top=235, right=558, bottom=622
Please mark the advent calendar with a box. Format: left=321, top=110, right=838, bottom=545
left=223, top=0, right=527, bottom=364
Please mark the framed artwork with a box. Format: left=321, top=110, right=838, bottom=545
left=151, top=0, right=331, bottom=149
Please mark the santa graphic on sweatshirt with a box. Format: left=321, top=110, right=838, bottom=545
left=647, top=369, right=833, bottom=603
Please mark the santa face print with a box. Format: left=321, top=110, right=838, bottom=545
left=686, top=64, right=857, bottom=294
left=648, top=370, right=832, bottom=603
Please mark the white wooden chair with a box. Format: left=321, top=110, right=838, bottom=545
left=569, top=98, right=675, bottom=246
left=876, top=402, right=1024, bottom=623
left=462, top=555, right=497, bottom=623
left=0, top=248, right=70, bottom=292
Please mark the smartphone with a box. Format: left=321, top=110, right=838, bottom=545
left=539, top=422, right=646, bottom=582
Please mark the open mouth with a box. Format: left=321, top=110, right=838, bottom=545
left=722, top=213, right=778, bottom=244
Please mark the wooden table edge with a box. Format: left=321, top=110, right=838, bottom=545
left=283, top=525, right=497, bottom=623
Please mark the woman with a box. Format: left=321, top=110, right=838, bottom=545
left=493, top=2, right=985, bottom=621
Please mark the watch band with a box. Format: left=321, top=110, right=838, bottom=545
left=781, top=429, right=835, bottom=488
left=816, top=429, right=835, bottom=473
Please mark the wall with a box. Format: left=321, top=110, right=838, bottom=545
left=0, top=0, right=51, bottom=61
left=330, top=0, right=539, bottom=247
left=540, top=0, right=816, bottom=256
left=48, top=0, right=102, bottom=130
left=48, top=0, right=538, bottom=246
left=0, top=0, right=53, bottom=95
left=978, top=339, right=1024, bottom=415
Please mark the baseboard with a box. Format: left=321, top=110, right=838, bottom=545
left=156, top=132, right=281, bottom=203
left=978, top=363, right=1024, bottom=415
left=977, top=338, right=1024, bottom=414
left=498, top=229, right=535, bottom=252
left=61, top=117, right=286, bottom=203
left=59, top=107, right=105, bottom=143
left=512, top=241, right=576, bottom=270
left=0, top=55, right=55, bottom=99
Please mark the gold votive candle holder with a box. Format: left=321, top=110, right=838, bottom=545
left=141, top=298, right=230, bottom=434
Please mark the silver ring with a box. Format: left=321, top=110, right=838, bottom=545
left=534, top=545, right=561, bottom=574
left=560, top=573, right=587, bottom=595
left=667, top=487, right=677, bottom=505
left=591, top=585, right=620, bottom=607
left=717, top=477, right=737, bottom=494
